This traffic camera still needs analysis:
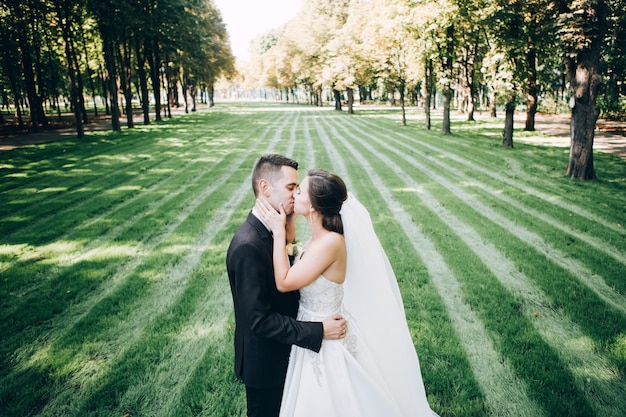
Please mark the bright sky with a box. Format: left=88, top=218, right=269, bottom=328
left=213, top=0, right=302, bottom=61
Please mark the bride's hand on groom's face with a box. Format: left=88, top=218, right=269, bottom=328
left=256, top=197, right=286, bottom=234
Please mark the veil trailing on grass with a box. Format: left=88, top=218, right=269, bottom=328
left=340, top=193, right=438, bottom=416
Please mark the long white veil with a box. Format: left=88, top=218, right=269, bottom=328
left=340, top=193, right=437, bottom=416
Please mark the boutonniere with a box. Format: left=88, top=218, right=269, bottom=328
left=286, top=242, right=302, bottom=257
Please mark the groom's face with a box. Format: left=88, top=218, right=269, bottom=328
left=267, top=165, right=298, bottom=215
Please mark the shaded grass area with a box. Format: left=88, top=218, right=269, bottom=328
left=1, top=103, right=625, bottom=416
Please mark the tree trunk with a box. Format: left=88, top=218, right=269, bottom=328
left=399, top=80, right=406, bottom=126
left=358, top=85, right=365, bottom=104
left=502, top=101, right=515, bottom=148
left=191, top=84, right=197, bottom=111
left=18, top=41, right=46, bottom=131
left=163, top=62, right=172, bottom=118
left=70, top=37, right=89, bottom=125
left=563, top=1, right=608, bottom=180
left=182, top=75, right=189, bottom=113
left=147, top=41, right=162, bottom=121
left=347, top=87, right=354, bottom=114
left=12, top=3, right=47, bottom=131
left=525, top=47, right=537, bottom=131
left=489, top=66, right=497, bottom=118
left=100, top=28, right=121, bottom=131
left=208, top=83, right=215, bottom=107
left=81, top=36, right=99, bottom=118
left=467, top=101, right=475, bottom=121
left=333, top=89, right=342, bottom=111
left=424, top=58, right=432, bottom=130
left=117, top=39, right=134, bottom=128
left=98, top=66, right=110, bottom=116
left=442, top=86, right=451, bottom=135
left=567, top=102, right=597, bottom=180
left=65, top=40, right=84, bottom=137
left=441, top=24, right=454, bottom=134
left=56, top=3, right=84, bottom=137
left=467, top=79, right=476, bottom=121
left=135, top=37, right=150, bottom=124
left=9, top=78, right=25, bottom=129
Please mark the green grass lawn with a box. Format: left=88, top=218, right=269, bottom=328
left=1, top=102, right=625, bottom=417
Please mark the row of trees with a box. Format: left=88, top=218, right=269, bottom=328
left=0, top=0, right=235, bottom=136
left=239, top=0, right=625, bottom=180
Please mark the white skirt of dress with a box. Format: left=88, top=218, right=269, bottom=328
left=280, top=313, right=413, bottom=417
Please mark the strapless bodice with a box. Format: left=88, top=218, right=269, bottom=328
left=297, top=276, right=343, bottom=321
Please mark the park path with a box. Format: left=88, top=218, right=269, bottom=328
left=513, top=112, right=626, bottom=158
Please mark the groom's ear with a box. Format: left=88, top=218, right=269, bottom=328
left=258, top=179, right=272, bottom=197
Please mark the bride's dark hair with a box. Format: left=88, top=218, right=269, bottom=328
left=307, top=169, right=348, bottom=234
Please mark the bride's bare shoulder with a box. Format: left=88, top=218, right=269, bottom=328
left=320, top=231, right=345, bottom=245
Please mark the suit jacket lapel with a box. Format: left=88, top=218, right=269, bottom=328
left=247, top=212, right=273, bottom=246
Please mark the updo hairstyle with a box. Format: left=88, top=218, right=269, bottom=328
left=307, top=169, right=348, bottom=234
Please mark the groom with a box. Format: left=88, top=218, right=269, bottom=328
left=226, top=154, right=347, bottom=417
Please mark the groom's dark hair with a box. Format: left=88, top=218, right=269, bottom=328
left=252, top=154, right=299, bottom=197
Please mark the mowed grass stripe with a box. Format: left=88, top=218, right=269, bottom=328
left=330, top=114, right=625, bottom=416
left=2, top=105, right=624, bottom=417
left=0, top=111, right=246, bottom=245
left=37, top=109, right=300, bottom=416
left=0, top=111, right=285, bottom=353
left=366, top=115, right=626, bottom=238
left=0, top=109, right=241, bottom=197
left=313, top=111, right=544, bottom=417
left=0, top=113, right=260, bottom=292
left=301, top=112, right=481, bottom=414
left=0, top=107, right=282, bottom=342
left=0, top=111, right=290, bottom=415
left=364, top=120, right=626, bottom=269
left=396, top=110, right=623, bottom=215
left=294, top=110, right=317, bottom=171
left=351, top=116, right=626, bottom=316
left=0, top=131, right=162, bottom=195
left=372, top=116, right=626, bottom=298
left=0, top=135, right=184, bottom=231
left=330, top=118, right=591, bottom=417
left=115, top=109, right=304, bottom=416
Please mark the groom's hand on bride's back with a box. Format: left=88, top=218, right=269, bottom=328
left=322, top=315, right=347, bottom=340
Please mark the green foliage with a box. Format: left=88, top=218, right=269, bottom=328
left=556, top=0, right=609, bottom=57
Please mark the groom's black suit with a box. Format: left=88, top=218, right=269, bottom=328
left=226, top=212, right=323, bottom=416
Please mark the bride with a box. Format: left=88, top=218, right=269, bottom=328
left=256, top=169, right=438, bottom=416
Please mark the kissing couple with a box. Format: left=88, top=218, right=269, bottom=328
left=226, top=154, right=439, bottom=417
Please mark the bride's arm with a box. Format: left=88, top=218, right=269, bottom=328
left=285, top=210, right=296, bottom=244
left=256, top=198, right=340, bottom=292
left=268, top=219, right=291, bottom=289
left=277, top=235, right=341, bottom=291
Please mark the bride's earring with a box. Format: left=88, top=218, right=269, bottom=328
left=308, top=209, right=313, bottom=225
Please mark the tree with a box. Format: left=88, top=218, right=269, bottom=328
left=5, top=0, right=48, bottom=131
left=52, top=0, right=87, bottom=137
left=454, top=0, right=488, bottom=122
left=557, top=0, right=610, bottom=180
left=363, top=0, right=421, bottom=125
left=422, top=0, right=457, bottom=135
left=599, top=1, right=626, bottom=118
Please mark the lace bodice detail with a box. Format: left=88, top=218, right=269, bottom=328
left=297, top=276, right=343, bottom=321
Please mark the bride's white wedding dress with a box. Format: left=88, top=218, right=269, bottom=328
left=280, top=195, right=438, bottom=417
